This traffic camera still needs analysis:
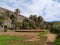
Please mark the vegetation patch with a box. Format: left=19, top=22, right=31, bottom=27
left=0, top=34, right=41, bottom=45
left=0, top=35, right=25, bottom=45
left=54, top=35, right=60, bottom=45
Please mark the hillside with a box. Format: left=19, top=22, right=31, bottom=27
left=0, top=7, right=26, bottom=22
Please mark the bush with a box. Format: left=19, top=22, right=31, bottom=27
left=50, top=22, right=60, bottom=34
left=28, top=21, right=38, bottom=29
left=22, top=22, right=29, bottom=29
left=54, top=35, right=60, bottom=45
left=4, top=25, right=7, bottom=32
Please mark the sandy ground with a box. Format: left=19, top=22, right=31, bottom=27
left=46, top=33, right=57, bottom=42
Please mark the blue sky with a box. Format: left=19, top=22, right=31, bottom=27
left=0, top=0, right=60, bottom=22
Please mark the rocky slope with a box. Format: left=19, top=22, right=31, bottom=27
left=0, top=7, right=26, bottom=22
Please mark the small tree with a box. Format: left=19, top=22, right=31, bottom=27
left=4, top=11, right=10, bottom=17
left=50, top=22, right=60, bottom=34
left=29, top=21, right=38, bottom=29
left=15, top=22, right=22, bottom=29
left=10, top=15, right=16, bottom=24
left=0, top=16, right=5, bottom=27
left=14, top=8, right=20, bottom=19
left=4, top=25, right=7, bottom=32
left=10, top=15, right=16, bottom=30
left=22, top=22, right=29, bottom=29
left=14, top=8, right=20, bottom=15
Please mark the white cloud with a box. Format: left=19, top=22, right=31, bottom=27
left=0, top=0, right=60, bottom=21
left=44, top=0, right=60, bottom=21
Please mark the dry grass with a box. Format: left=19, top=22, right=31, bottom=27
left=0, top=32, right=40, bottom=41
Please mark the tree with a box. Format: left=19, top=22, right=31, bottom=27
left=10, top=15, right=16, bottom=30
left=33, top=15, right=38, bottom=25
left=50, top=22, right=60, bottom=34
left=14, top=8, right=20, bottom=15
left=4, top=10, right=10, bottom=17
left=15, top=22, right=22, bottom=29
left=0, top=16, right=6, bottom=31
left=29, top=15, right=34, bottom=20
left=29, top=15, right=38, bottom=22
left=29, top=15, right=46, bottom=29
left=22, top=18, right=38, bottom=29
left=29, top=15, right=38, bottom=26
left=4, top=25, right=7, bottom=32
left=14, top=8, right=20, bottom=18
left=29, top=21, right=38, bottom=29
left=10, top=15, right=16, bottom=24
left=38, top=16, right=44, bottom=22
left=14, top=8, right=20, bottom=23
left=22, top=22, right=29, bottom=29
left=38, top=16, right=44, bottom=28
left=0, top=16, right=5, bottom=27
left=23, top=18, right=30, bottom=23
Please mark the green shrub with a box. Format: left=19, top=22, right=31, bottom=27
left=54, top=35, right=60, bottom=45
left=50, top=22, right=60, bottom=34
left=4, top=25, right=7, bottom=32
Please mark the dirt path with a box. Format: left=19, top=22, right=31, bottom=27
left=46, top=33, right=57, bottom=42
left=0, top=32, right=57, bottom=45
left=0, top=32, right=40, bottom=41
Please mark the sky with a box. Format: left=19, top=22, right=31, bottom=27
left=0, top=0, right=60, bottom=22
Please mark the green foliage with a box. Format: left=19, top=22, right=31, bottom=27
left=15, top=22, right=22, bottom=27
left=22, top=18, right=38, bottom=29
left=1, top=8, right=60, bottom=31
left=4, top=11, right=10, bottom=17
left=15, top=22, right=22, bottom=30
left=0, top=35, right=41, bottom=45
left=38, top=30, right=48, bottom=40
left=54, top=35, right=60, bottom=45
left=38, top=16, right=44, bottom=23
left=22, top=22, right=29, bottom=29
left=10, top=15, right=16, bottom=21
left=0, top=35, right=25, bottom=45
left=10, top=15, right=16, bottom=27
left=4, top=25, right=7, bottom=32
left=29, top=22, right=38, bottom=29
left=14, top=8, right=20, bottom=15
left=0, top=16, right=5, bottom=26
left=29, top=15, right=33, bottom=20
left=45, top=22, right=52, bottom=29
left=29, top=15, right=38, bottom=24
left=0, top=16, right=5, bottom=22
left=29, top=15, right=45, bottom=29
left=23, top=18, right=30, bottom=22
left=50, top=22, right=60, bottom=34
